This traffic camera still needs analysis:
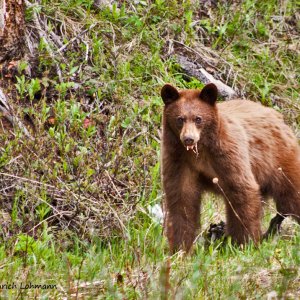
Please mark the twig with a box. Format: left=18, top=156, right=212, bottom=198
left=212, top=178, right=250, bottom=236
left=0, top=172, right=57, bottom=190
left=56, top=24, right=96, bottom=54
left=0, top=88, right=32, bottom=138
left=26, top=213, right=66, bottom=234
left=105, top=170, right=122, bottom=199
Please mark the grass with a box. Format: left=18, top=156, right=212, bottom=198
left=0, top=209, right=299, bottom=298
left=0, top=0, right=299, bottom=298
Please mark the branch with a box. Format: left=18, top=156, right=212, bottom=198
left=176, top=54, right=237, bottom=99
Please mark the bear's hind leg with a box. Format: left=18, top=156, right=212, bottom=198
left=212, top=153, right=263, bottom=245
left=274, top=191, right=300, bottom=225
left=274, top=166, right=300, bottom=225
left=263, top=213, right=285, bottom=239
left=224, top=186, right=262, bottom=245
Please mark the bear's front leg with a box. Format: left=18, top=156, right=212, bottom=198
left=163, top=166, right=201, bottom=253
left=224, top=183, right=262, bottom=245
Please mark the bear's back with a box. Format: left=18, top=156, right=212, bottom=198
left=217, top=100, right=294, bottom=145
left=217, top=99, right=299, bottom=188
left=217, top=99, right=282, bottom=123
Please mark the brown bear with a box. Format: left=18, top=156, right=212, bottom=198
left=161, top=83, right=300, bottom=253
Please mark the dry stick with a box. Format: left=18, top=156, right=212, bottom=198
left=56, top=24, right=96, bottom=54
left=0, top=172, right=57, bottom=190
left=6, top=154, right=22, bottom=166
left=278, top=167, right=300, bottom=196
left=173, top=39, right=246, bottom=81
left=126, top=131, right=145, bottom=144
left=35, top=195, right=64, bottom=216
left=25, top=28, right=36, bottom=58
left=83, top=40, right=89, bottom=62
left=0, top=88, right=32, bottom=138
left=44, top=16, right=64, bottom=48
left=0, top=184, right=16, bottom=193
left=26, top=213, right=64, bottom=234
left=261, top=200, right=286, bottom=219
left=104, top=170, right=122, bottom=199
left=21, top=183, right=77, bottom=230
left=212, top=177, right=251, bottom=236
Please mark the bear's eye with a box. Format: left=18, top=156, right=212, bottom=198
left=195, top=116, right=202, bottom=125
left=176, top=117, right=184, bottom=126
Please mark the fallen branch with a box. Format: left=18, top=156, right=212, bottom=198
left=176, top=54, right=237, bottom=99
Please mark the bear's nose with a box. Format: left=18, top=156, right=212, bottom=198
left=184, top=137, right=194, bottom=146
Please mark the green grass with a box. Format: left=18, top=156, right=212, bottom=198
left=0, top=208, right=299, bottom=298
left=0, top=0, right=299, bottom=298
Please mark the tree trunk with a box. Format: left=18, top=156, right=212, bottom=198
left=0, top=0, right=25, bottom=63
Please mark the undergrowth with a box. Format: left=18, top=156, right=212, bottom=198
left=0, top=0, right=299, bottom=298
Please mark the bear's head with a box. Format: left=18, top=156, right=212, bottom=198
left=161, top=83, right=218, bottom=151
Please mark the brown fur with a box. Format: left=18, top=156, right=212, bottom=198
left=161, top=83, right=300, bottom=253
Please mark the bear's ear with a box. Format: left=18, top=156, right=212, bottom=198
left=161, top=84, right=180, bottom=105
left=199, top=83, right=218, bottom=106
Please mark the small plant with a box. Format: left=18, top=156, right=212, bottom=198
left=15, top=76, right=41, bottom=101
left=55, top=81, right=75, bottom=98
left=15, top=75, right=27, bottom=98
